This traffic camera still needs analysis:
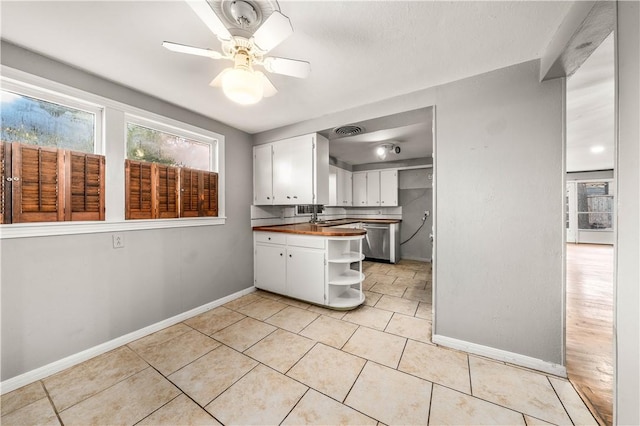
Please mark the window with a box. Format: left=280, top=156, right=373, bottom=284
left=124, top=119, right=218, bottom=220
left=1, top=89, right=98, bottom=154
left=577, top=182, right=614, bottom=230
left=1, top=69, right=225, bottom=238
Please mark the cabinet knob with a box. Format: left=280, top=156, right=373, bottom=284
left=268, top=237, right=271, bottom=240
left=280, top=253, right=283, bottom=256
left=287, top=196, right=291, bottom=199
left=381, top=201, right=384, bottom=204
left=289, top=254, right=292, bottom=258
left=293, top=196, right=298, bottom=199
left=267, top=196, right=270, bottom=200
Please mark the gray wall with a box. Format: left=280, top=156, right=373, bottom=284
left=398, top=169, right=432, bottom=262
left=615, top=1, right=639, bottom=423
left=253, top=59, right=565, bottom=365
left=352, top=157, right=432, bottom=172
left=0, top=43, right=254, bottom=380
left=434, top=61, right=563, bottom=363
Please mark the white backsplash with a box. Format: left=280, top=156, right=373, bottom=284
left=251, top=205, right=402, bottom=227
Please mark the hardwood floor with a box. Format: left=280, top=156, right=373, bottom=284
left=566, top=243, right=614, bottom=426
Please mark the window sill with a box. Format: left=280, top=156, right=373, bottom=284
left=0, top=217, right=227, bottom=239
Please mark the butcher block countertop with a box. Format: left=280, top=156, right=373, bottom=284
left=252, top=218, right=401, bottom=236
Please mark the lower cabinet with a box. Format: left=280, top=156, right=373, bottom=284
left=254, top=231, right=365, bottom=309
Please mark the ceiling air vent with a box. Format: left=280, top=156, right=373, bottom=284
left=333, top=125, right=364, bottom=137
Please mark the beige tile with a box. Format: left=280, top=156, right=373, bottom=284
left=385, top=313, right=432, bottom=343
left=280, top=297, right=312, bottom=309
left=128, top=323, right=192, bottom=353
left=234, top=297, right=288, bottom=321
left=399, top=340, right=471, bottom=393
left=394, top=277, right=427, bottom=288
left=223, top=293, right=263, bottom=310
left=343, top=327, right=406, bottom=368
left=429, top=384, right=526, bottom=425
left=366, top=273, right=397, bottom=285
left=183, top=306, right=245, bottom=335
left=469, top=356, right=572, bottom=425
left=131, top=329, right=220, bottom=376
left=549, top=376, right=598, bottom=425
left=265, top=305, right=319, bottom=333
left=402, top=287, right=431, bottom=303
left=524, top=414, right=556, bottom=425
left=212, top=317, right=276, bottom=351
left=386, top=268, right=415, bottom=279
left=43, top=346, right=148, bottom=411
left=363, top=290, right=382, bottom=306
left=369, top=283, right=406, bottom=297
left=345, top=362, right=432, bottom=425
left=414, top=271, right=429, bottom=280
left=1, top=381, right=47, bottom=416
left=415, top=302, right=431, bottom=319
left=59, top=368, right=179, bottom=426
left=362, top=277, right=376, bottom=291
left=307, top=304, right=346, bottom=320
left=0, top=397, right=60, bottom=426
left=299, top=315, right=358, bottom=348
left=254, top=289, right=284, bottom=300
left=287, top=343, right=366, bottom=402
left=343, top=305, right=393, bottom=331
left=283, top=389, right=377, bottom=425
left=206, top=364, right=307, bottom=425
left=244, top=329, right=315, bottom=373
left=168, top=345, right=257, bottom=406
left=374, top=294, right=419, bottom=315
left=138, top=394, right=220, bottom=425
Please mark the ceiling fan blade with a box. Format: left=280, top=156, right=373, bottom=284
left=257, top=72, right=278, bottom=98
left=252, top=11, right=293, bottom=52
left=209, top=69, right=231, bottom=87
left=263, top=57, right=310, bottom=79
left=162, top=41, right=223, bottom=59
left=186, top=0, right=232, bottom=40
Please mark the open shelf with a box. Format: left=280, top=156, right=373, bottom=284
left=328, top=251, right=365, bottom=263
left=328, top=269, right=365, bottom=286
left=328, top=288, right=365, bottom=309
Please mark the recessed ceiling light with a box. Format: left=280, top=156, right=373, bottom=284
left=590, top=145, right=605, bottom=154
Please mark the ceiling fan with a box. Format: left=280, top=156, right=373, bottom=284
left=163, top=0, right=310, bottom=105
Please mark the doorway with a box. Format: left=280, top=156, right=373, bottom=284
left=564, top=32, right=615, bottom=425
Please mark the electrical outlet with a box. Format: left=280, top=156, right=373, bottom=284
left=112, top=233, right=125, bottom=249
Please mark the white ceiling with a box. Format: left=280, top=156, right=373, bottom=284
left=566, top=33, right=615, bottom=172
left=0, top=0, right=574, bottom=139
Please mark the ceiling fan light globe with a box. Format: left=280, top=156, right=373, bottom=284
left=376, top=146, right=387, bottom=157
left=222, top=68, right=264, bottom=105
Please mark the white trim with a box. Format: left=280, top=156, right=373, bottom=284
left=0, top=286, right=256, bottom=394
left=0, top=216, right=227, bottom=239
left=432, top=334, right=568, bottom=377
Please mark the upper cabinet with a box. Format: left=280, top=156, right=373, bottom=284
left=328, top=166, right=353, bottom=207
left=253, top=133, right=329, bottom=205
left=352, top=169, right=398, bottom=207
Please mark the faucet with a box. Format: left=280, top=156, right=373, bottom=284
left=310, top=204, right=319, bottom=224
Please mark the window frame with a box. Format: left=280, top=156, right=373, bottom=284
left=0, top=66, right=226, bottom=239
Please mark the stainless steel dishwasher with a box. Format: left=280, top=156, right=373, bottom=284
left=362, top=223, right=391, bottom=262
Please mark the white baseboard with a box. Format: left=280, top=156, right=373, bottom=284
left=432, top=334, right=567, bottom=377
left=399, top=256, right=431, bottom=263
left=1, top=286, right=256, bottom=394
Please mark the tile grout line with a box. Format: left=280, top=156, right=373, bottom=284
left=40, top=380, right=64, bottom=426
left=547, top=375, right=577, bottom=425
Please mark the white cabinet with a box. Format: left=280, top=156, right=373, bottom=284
left=286, top=246, right=326, bottom=305
left=366, top=171, right=381, bottom=206
left=329, top=167, right=353, bottom=207
left=253, top=133, right=329, bottom=206
left=353, top=172, right=367, bottom=206
left=253, top=144, right=274, bottom=205
left=351, top=169, right=398, bottom=207
left=254, top=231, right=364, bottom=309
left=380, top=169, right=398, bottom=206
left=338, top=168, right=353, bottom=206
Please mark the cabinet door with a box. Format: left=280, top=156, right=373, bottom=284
left=338, top=168, right=353, bottom=206
left=255, top=244, right=286, bottom=294
left=366, top=171, right=381, bottom=206
left=253, top=144, right=273, bottom=205
left=380, top=170, right=398, bottom=206
left=273, top=136, right=313, bottom=204
left=352, top=172, right=367, bottom=206
left=328, top=165, right=338, bottom=206
left=286, top=247, right=325, bottom=305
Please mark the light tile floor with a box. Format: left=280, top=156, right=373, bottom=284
left=2, top=260, right=598, bottom=425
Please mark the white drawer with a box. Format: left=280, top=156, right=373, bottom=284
left=287, top=234, right=326, bottom=249
left=255, top=232, right=286, bottom=245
